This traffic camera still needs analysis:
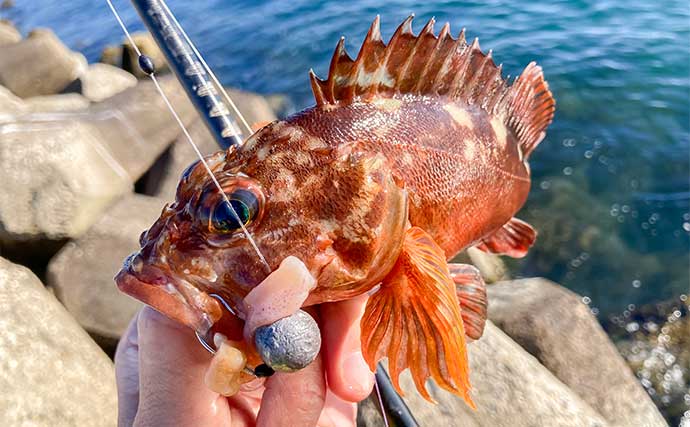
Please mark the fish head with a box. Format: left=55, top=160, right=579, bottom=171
left=115, top=121, right=408, bottom=333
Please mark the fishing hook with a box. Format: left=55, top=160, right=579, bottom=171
left=194, top=294, right=275, bottom=378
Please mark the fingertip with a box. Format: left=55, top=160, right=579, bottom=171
left=257, top=354, right=326, bottom=427
left=340, top=351, right=375, bottom=400
left=320, top=294, right=375, bottom=402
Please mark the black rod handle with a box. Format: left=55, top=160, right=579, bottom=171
left=130, top=0, right=242, bottom=150
left=376, top=364, right=420, bottom=427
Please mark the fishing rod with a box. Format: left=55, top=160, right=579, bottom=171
left=128, top=0, right=250, bottom=149
left=107, top=0, right=418, bottom=425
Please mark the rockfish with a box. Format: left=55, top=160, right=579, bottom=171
left=115, top=16, right=555, bottom=406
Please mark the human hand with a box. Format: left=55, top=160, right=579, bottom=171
left=115, top=294, right=373, bottom=427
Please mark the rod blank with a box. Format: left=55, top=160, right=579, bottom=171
left=130, top=0, right=243, bottom=149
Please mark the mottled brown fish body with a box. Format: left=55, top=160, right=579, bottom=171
left=288, top=96, right=530, bottom=257
left=114, top=15, right=556, bottom=408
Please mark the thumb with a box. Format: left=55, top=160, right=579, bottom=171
left=115, top=313, right=141, bottom=427
left=134, top=307, right=231, bottom=427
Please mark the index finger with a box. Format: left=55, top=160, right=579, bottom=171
left=256, top=343, right=326, bottom=427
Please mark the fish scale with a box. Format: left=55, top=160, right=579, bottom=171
left=273, top=96, right=527, bottom=257
left=116, top=15, right=555, bottom=407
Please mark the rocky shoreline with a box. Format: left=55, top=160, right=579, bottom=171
left=0, top=21, right=672, bottom=426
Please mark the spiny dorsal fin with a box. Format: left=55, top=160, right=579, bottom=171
left=310, top=16, right=556, bottom=158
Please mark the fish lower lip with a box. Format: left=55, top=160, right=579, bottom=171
left=114, top=253, right=221, bottom=333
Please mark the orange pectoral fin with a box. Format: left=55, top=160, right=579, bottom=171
left=360, top=226, right=475, bottom=407
left=476, top=217, right=537, bottom=258
left=449, top=263, right=487, bottom=341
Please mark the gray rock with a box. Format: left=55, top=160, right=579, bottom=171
left=0, top=84, right=25, bottom=116
left=99, top=45, right=123, bottom=69
left=146, top=89, right=278, bottom=199
left=0, top=76, right=196, bottom=245
left=2, top=89, right=89, bottom=118
left=488, top=278, right=667, bottom=427
left=0, top=29, right=87, bottom=97
left=47, top=194, right=164, bottom=340
left=24, top=93, right=90, bottom=112
left=356, top=393, right=386, bottom=426
left=66, top=63, right=137, bottom=102
left=146, top=119, right=219, bottom=198
left=451, top=246, right=509, bottom=284
left=386, top=321, right=610, bottom=427
left=466, top=247, right=509, bottom=283
left=89, top=75, right=197, bottom=180
left=0, top=20, right=20, bottom=46
left=0, top=257, right=117, bottom=426
left=0, top=120, right=132, bottom=241
left=224, top=88, right=278, bottom=129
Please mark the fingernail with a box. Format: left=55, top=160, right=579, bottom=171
left=343, top=351, right=375, bottom=397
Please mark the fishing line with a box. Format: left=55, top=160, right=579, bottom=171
left=157, top=0, right=253, bottom=137
left=105, top=0, right=271, bottom=274
left=105, top=6, right=392, bottom=426
left=373, top=377, right=389, bottom=427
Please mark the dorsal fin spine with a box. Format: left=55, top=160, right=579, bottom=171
left=432, top=29, right=465, bottom=93
left=414, top=18, right=442, bottom=92
left=470, top=49, right=494, bottom=103
left=438, top=22, right=451, bottom=39
left=421, top=16, right=436, bottom=35
left=479, top=51, right=498, bottom=105
left=326, top=37, right=353, bottom=102
left=484, top=64, right=505, bottom=112
left=346, top=17, right=382, bottom=100
left=446, top=41, right=473, bottom=99
left=368, top=44, right=395, bottom=96
left=424, top=30, right=462, bottom=93
left=427, top=23, right=453, bottom=90
left=374, top=15, right=414, bottom=98
left=309, top=69, right=326, bottom=105
left=454, top=39, right=483, bottom=101
left=401, top=14, right=414, bottom=34
left=311, top=16, right=555, bottom=158
left=393, top=28, right=422, bottom=92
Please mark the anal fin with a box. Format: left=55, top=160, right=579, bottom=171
left=476, top=217, right=536, bottom=258
left=449, top=263, right=487, bottom=341
left=361, top=226, right=474, bottom=407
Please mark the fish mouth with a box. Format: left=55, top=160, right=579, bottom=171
left=115, top=252, right=223, bottom=334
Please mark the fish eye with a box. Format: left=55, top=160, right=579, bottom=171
left=211, top=189, right=259, bottom=233
left=197, top=175, right=265, bottom=236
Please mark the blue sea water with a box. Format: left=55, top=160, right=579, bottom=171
left=3, top=2, right=688, bottom=318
